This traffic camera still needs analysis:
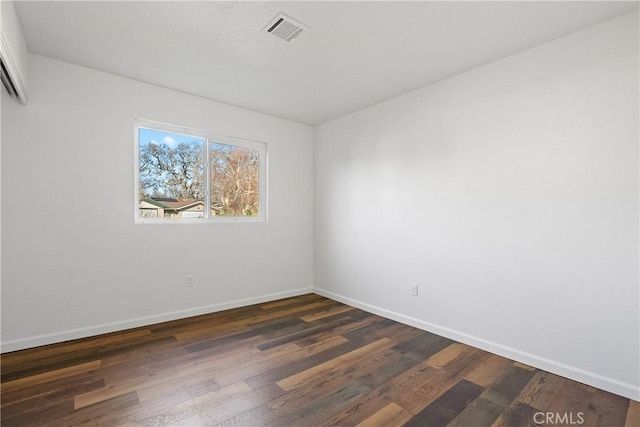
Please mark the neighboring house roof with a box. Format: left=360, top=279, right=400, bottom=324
left=141, top=197, right=203, bottom=212
left=141, top=198, right=170, bottom=209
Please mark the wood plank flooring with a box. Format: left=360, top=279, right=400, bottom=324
left=1, top=294, right=636, bottom=426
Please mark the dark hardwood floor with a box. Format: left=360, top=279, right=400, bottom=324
left=1, top=294, right=637, bottom=426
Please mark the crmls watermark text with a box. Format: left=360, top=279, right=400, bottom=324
left=533, top=412, right=585, bottom=425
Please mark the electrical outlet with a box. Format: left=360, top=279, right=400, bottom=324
left=186, top=275, right=195, bottom=288
left=409, top=282, right=419, bottom=296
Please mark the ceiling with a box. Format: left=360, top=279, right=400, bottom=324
left=14, top=1, right=639, bottom=125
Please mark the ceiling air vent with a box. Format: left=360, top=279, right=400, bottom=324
left=263, top=13, right=308, bottom=42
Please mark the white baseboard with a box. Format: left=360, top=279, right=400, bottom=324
left=0, top=287, right=313, bottom=353
left=314, top=288, right=640, bottom=402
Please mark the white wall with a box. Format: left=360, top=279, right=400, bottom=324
left=315, top=11, right=639, bottom=400
left=1, top=54, right=314, bottom=351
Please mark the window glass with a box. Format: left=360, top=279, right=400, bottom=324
left=138, top=128, right=205, bottom=219
left=210, top=142, right=260, bottom=216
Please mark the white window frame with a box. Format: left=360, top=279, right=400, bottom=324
left=134, top=119, right=268, bottom=224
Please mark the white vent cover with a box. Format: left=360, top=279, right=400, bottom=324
left=263, top=13, right=308, bottom=42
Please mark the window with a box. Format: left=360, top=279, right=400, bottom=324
left=135, top=120, right=267, bottom=222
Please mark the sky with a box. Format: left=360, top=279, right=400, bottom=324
left=138, top=127, right=205, bottom=148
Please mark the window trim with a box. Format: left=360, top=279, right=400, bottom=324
left=134, top=119, right=268, bottom=224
